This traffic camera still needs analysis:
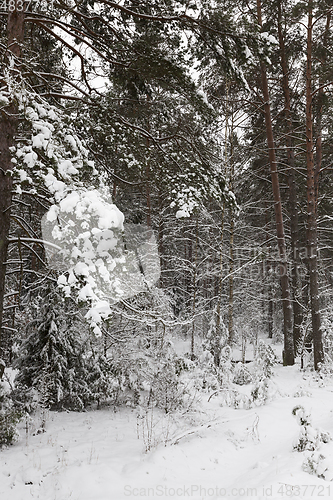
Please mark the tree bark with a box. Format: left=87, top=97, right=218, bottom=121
left=214, top=201, right=225, bottom=366
left=315, top=12, right=330, bottom=208
left=277, top=0, right=303, bottom=354
left=228, top=215, right=234, bottom=343
left=191, top=216, right=198, bottom=360
left=256, top=0, right=294, bottom=365
left=264, top=205, right=274, bottom=339
left=228, top=114, right=235, bottom=345
left=305, top=4, right=324, bottom=370
left=0, top=4, right=25, bottom=359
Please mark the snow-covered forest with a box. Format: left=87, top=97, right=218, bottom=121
left=1, top=0, right=333, bottom=498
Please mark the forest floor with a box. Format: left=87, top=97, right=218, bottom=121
left=2, top=345, right=333, bottom=500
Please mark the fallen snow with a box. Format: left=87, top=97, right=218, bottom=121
left=2, top=363, right=333, bottom=499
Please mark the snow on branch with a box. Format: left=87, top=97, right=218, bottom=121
left=10, top=88, right=132, bottom=335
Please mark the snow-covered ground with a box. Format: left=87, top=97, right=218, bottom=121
left=2, top=363, right=333, bottom=500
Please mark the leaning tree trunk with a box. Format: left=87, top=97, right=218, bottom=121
left=277, top=0, right=303, bottom=354
left=305, top=4, right=324, bottom=370
left=256, top=0, right=294, bottom=365
left=0, top=5, right=24, bottom=360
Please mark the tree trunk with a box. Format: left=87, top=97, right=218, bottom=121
left=288, top=169, right=303, bottom=353
left=214, top=80, right=231, bottom=364
left=264, top=205, right=274, bottom=339
left=214, top=201, right=225, bottom=366
left=146, top=161, right=152, bottom=227
left=228, top=215, right=234, bottom=343
left=0, top=5, right=24, bottom=359
left=277, top=0, right=303, bottom=354
left=305, top=4, right=324, bottom=370
left=256, top=0, right=294, bottom=365
left=315, top=12, right=330, bottom=207
left=228, top=113, right=235, bottom=344
left=191, top=216, right=198, bottom=360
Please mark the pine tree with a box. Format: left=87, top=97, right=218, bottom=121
left=15, top=289, right=92, bottom=410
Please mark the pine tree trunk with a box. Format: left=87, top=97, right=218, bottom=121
left=315, top=12, right=330, bottom=207
left=214, top=202, right=225, bottom=366
left=191, top=216, right=198, bottom=361
left=214, top=81, right=231, bottom=363
left=228, top=215, right=234, bottom=343
left=264, top=205, right=274, bottom=339
left=305, top=4, right=324, bottom=370
left=146, top=158, right=152, bottom=227
left=0, top=5, right=24, bottom=359
left=277, top=0, right=303, bottom=353
left=288, top=168, right=303, bottom=353
left=256, top=0, right=294, bottom=365
left=228, top=116, right=235, bottom=345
